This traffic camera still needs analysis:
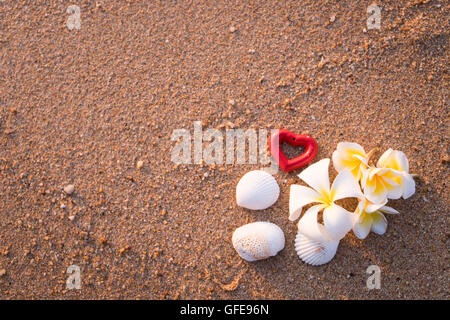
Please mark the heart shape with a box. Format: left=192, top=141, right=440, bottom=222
left=268, top=129, right=318, bottom=172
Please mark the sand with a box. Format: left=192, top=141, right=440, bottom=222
left=0, top=0, right=448, bottom=299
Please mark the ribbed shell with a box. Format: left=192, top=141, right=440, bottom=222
left=294, top=232, right=339, bottom=266
left=232, top=222, right=285, bottom=262
left=236, top=170, right=280, bottom=210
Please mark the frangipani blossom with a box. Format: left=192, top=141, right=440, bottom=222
left=332, top=142, right=369, bottom=180
left=360, top=167, right=403, bottom=204
left=289, top=158, right=363, bottom=241
left=352, top=198, right=399, bottom=239
left=377, top=148, right=415, bottom=199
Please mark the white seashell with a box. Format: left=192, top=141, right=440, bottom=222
left=232, top=222, right=285, bottom=261
left=236, top=170, right=280, bottom=210
left=294, top=232, right=339, bottom=266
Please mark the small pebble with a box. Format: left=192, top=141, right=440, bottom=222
left=60, top=203, right=66, bottom=209
left=228, top=99, right=236, bottom=106
left=64, top=184, right=75, bottom=195
left=229, top=26, right=236, bottom=33
left=68, top=215, right=75, bottom=221
left=0, top=269, right=6, bottom=277
left=119, top=245, right=131, bottom=256
left=137, top=160, right=144, bottom=169
left=330, top=14, right=336, bottom=23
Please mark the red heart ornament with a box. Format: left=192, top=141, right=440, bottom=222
left=268, top=129, right=318, bottom=172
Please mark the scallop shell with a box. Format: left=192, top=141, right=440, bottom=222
left=294, top=232, right=339, bottom=266
left=232, top=222, right=285, bottom=262
left=236, top=170, right=280, bottom=210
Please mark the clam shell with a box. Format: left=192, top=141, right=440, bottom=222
left=294, top=232, right=339, bottom=266
left=232, top=222, right=285, bottom=262
left=236, top=170, right=280, bottom=210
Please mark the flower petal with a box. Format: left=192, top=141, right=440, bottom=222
left=352, top=215, right=372, bottom=239
left=364, top=176, right=388, bottom=204
left=369, top=167, right=385, bottom=180
left=332, top=142, right=367, bottom=180
left=371, top=212, right=387, bottom=235
left=363, top=167, right=404, bottom=202
left=385, top=179, right=403, bottom=200
left=330, top=169, right=363, bottom=201
left=353, top=154, right=367, bottom=163
left=394, top=151, right=409, bottom=172
left=355, top=198, right=368, bottom=217
left=360, top=167, right=369, bottom=189
left=297, top=204, right=329, bottom=242
left=351, top=211, right=360, bottom=224
left=289, top=185, right=321, bottom=221
left=401, top=173, right=415, bottom=199
left=379, top=205, right=399, bottom=215
left=377, top=148, right=394, bottom=168
left=365, top=199, right=388, bottom=213
left=378, top=149, right=409, bottom=173
left=298, top=158, right=331, bottom=194
left=323, top=204, right=354, bottom=240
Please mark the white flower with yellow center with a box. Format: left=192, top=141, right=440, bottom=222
left=377, top=148, right=415, bottom=199
left=289, top=158, right=363, bottom=241
left=360, top=166, right=403, bottom=204
left=352, top=198, right=399, bottom=239
left=332, top=142, right=369, bottom=180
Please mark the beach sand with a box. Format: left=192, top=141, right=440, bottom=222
left=0, top=0, right=448, bottom=299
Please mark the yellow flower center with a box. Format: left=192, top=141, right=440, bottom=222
left=317, top=190, right=333, bottom=206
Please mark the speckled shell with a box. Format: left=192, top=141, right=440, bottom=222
left=236, top=170, right=280, bottom=210
left=232, top=222, right=285, bottom=262
left=294, top=232, right=339, bottom=266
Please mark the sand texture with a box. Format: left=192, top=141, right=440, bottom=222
left=0, top=1, right=448, bottom=299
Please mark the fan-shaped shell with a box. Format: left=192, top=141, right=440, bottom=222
left=232, top=222, right=285, bottom=262
left=236, top=170, right=280, bottom=210
left=294, top=232, right=339, bottom=266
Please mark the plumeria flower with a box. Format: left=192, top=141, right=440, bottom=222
left=377, top=148, right=415, bottom=199
left=352, top=197, right=399, bottom=239
left=360, top=166, right=403, bottom=204
left=332, top=142, right=371, bottom=181
left=289, top=158, right=363, bottom=241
